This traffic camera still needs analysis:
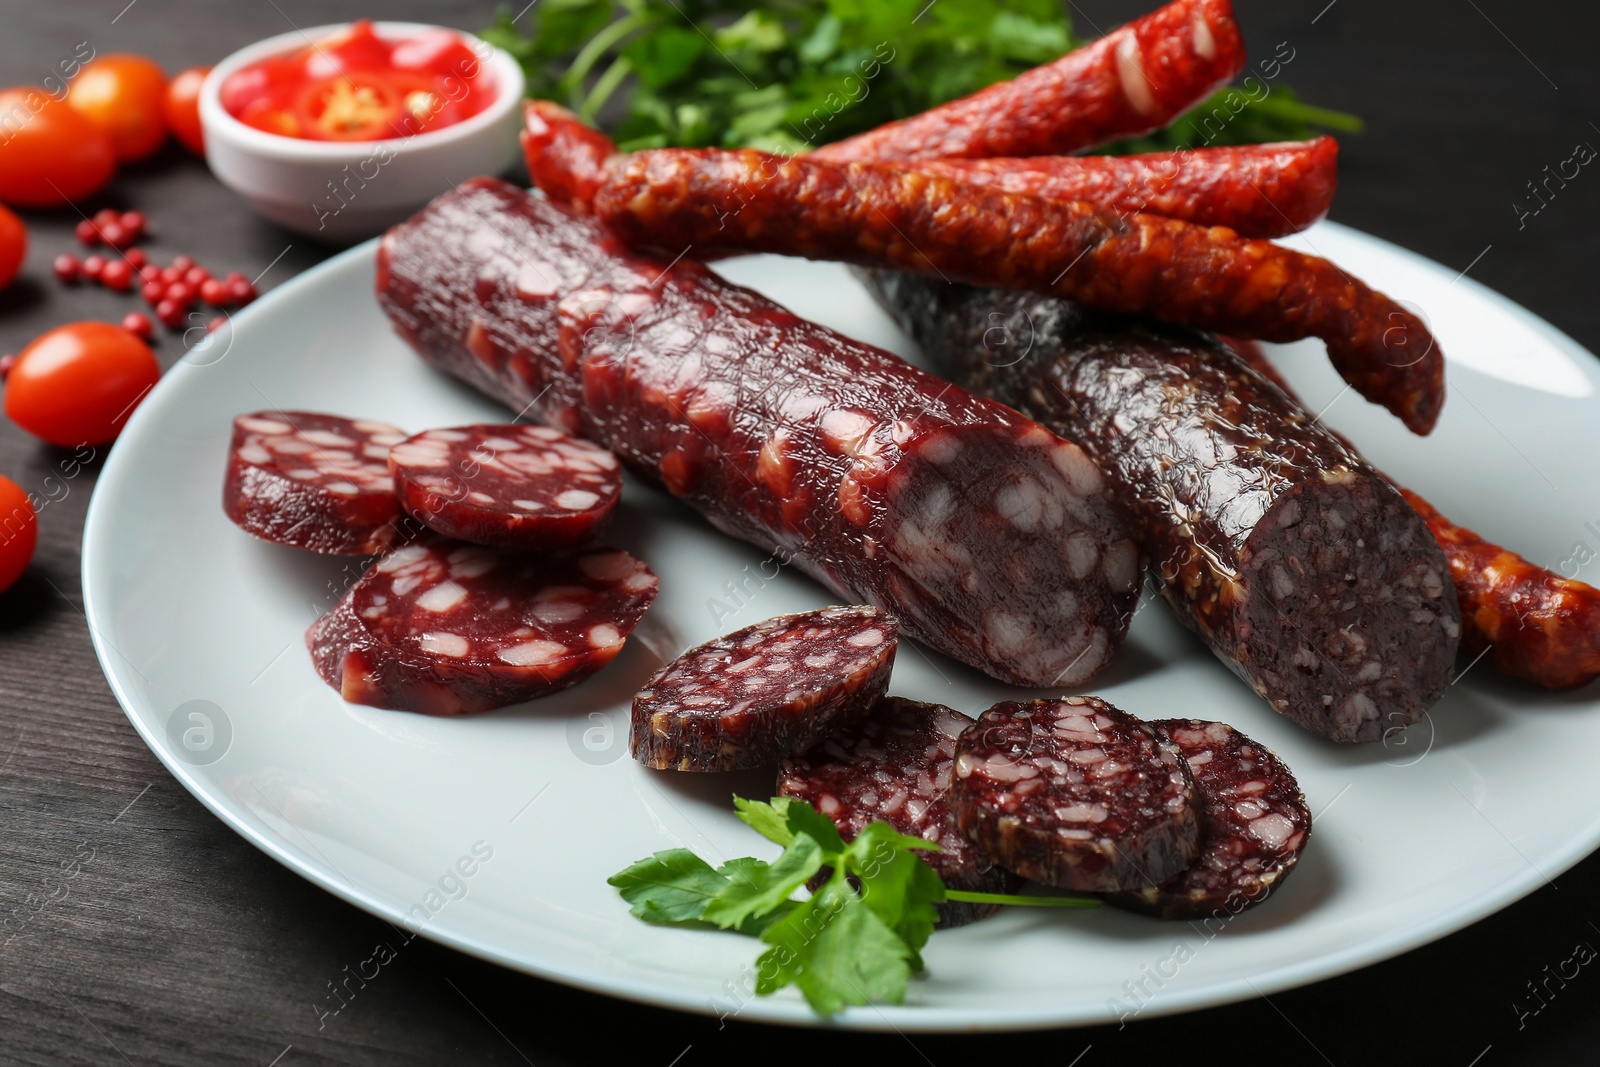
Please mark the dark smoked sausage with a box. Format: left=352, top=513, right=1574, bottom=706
left=1224, top=341, right=1600, bottom=690
left=811, top=0, right=1246, bottom=162
left=591, top=149, right=1445, bottom=434
left=863, top=273, right=1462, bottom=742
left=377, top=178, right=1141, bottom=688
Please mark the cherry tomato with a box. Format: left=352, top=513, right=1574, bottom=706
left=0, top=204, right=25, bottom=290
left=4, top=322, right=161, bottom=447
left=165, top=66, right=209, bottom=155
left=0, top=474, right=37, bottom=596
left=67, top=55, right=170, bottom=162
left=0, top=89, right=117, bottom=208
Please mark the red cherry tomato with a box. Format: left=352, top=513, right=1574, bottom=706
left=0, top=204, right=25, bottom=290
left=165, top=66, right=209, bottom=155
left=4, top=323, right=161, bottom=447
left=0, top=89, right=117, bottom=207
left=0, top=475, right=37, bottom=595
left=67, top=55, right=170, bottom=162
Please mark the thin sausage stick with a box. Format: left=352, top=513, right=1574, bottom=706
left=812, top=0, right=1246, bottom=162
left=592, top=149, right=1446, bottom=435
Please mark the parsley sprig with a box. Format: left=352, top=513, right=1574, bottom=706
left=482, top=1, right=1360, bottom=155
left=607, top=796, right=1097, bottom=1016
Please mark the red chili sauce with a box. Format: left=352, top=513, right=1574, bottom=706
left=220, top=21, right=495, bottom=141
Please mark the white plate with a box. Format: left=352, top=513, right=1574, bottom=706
left=82, top=222, right=1600, bottom=1031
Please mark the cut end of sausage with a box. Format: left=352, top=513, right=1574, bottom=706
left=779, top=696, right=1020, bottom=927
left=389, top=423, right=623, bottom=551
left=879, top=423, right=1140, bottom=688
left=224, top=411, right=408, bottom=555
left=950, top=697, right=1201, bottom=892
left=631, top=606, right=896, bottom=771
left=1238, top=474, right=1460, bottom=742
left=1106, top=718, right=1311, bottom=921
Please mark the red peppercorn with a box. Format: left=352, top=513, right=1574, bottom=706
left=121, top=312, right=155, bottom=340
left=93, top=207, right=120, bottom=228
left=99, top=222, right=129, bottom=250
left=156, top=299, right=186, bottom=329
left=138, top=264, right=162, bottom=285
left=199, top=278, right=229, bottom=306
left=52, top=254, right=81, bottom=284
left=75, top=219, right=101, bottom=246
left=81, top=254, right=107, bottom=282
left=140, top=280, right=165, bottom=305
left=224, top=271, right=247, bottom=286
left=165, top=282, right=195, bottom=308
left=229, top=279, right=257, bottom=305
left=101, top=259, right=134, bottom=292
left=170, top=254, right=195, bottom=273
left=207, top=316, right=229, bottom=334
left=0, top=354, right=16, bottom=380
left=120, top=211, right=147, bottom=238
left=184, top=265, right=210, bottom=288
left=125, top=247, right=148, bottom=269
left=160, top=265, right=184, bottom=285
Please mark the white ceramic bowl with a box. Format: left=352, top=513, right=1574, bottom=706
left=199, top=21, right=525, bottom=242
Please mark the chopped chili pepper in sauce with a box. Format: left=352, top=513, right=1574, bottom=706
left=220, top=21, right=494, bottom=141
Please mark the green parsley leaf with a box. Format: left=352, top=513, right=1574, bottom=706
left=733, top=794, right=845, bottom=853
left=754, top=876, right=914, bottom=1015
left=606, top=798, right=1101, bottom=1018
left=843, top=821, right=944, bottom=969
left=606, top=848, right=731, bottom=925
left=702, top=833, right=825, bottom=929
left=622, top=27, right=705, bottom=91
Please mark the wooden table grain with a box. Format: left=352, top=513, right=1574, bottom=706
left=3, top=1, right=1598, bottom=1063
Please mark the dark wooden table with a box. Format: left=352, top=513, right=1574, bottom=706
left=3, top=1, right=1597, bottom=1063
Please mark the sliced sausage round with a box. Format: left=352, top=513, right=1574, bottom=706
left=1107, top=719, right=1311, bottom=920
left=779, top=696, right=1019, bottom=928
left=223, top=411, right=408, bottom=555
left=307, top=539, right=658, bottom=714
left=631, top=606, right=896, bottom=771
left=950, top=697, right=1200, bottom=892
left=388, top=423, right=623, bottom=550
